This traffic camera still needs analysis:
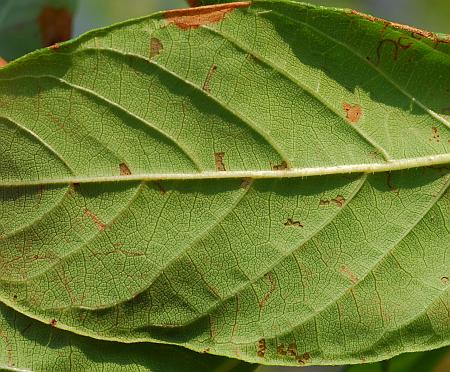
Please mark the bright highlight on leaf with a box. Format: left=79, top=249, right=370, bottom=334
left=0, top=0, right=449, bottom=369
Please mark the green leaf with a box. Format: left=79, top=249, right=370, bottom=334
left=0, top=0, right=77, bottom=61
left=0, top=303, right=255, bottom=372
left=0, top=0, right=449, bottom=368
left=345, top=346, right=450, bottom=372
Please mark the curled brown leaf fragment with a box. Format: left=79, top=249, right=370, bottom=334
left=165, top=2, right=250, bottom=30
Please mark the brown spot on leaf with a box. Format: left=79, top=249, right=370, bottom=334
left=154, top=181, right=166, bottom=195
left=259, top=272, right=276, bottom=308
left=240, top=177, right=252, bottom=188
left=369, top=37, right=413, bottom=66
left=431, top=126, right=441, bottom=142
left=343, top=102, right=362, bottom=123
left=340, top=265, right=359, bottom=284
left=49, top=43, right=60, bottom=50
left=387, top=173, right=399, bottom=195
left=83, top=209, right=106, bottom=231
left=272, top=161, right=288, bottom=171
left=50, top=319, right=57, bottom=327
left=277, top=344, right=287, bottom=355
left=0, top=57, right=7, bottom=67
left=297, top=352, right=311, bottom=364
left=203, top=64, right=217, bottom=92
left=441, top=276, right=449, bottom=285
left=119, top=162, right=132, bottom=176
left=150, top=37, right=163, bottom=58
left=214, top=152, right=226, bottom=171
left=283, top=218, right=303, bottom=228
left=39, top=7, right=72, bottom=47
left=320, top=195, right=346, bottom=208
left=287, top=342, right=298, bottom=357
left=350, top=10, right=449, bottom=44
left=257, top=338, right=266, bottom=357
left=164, top=2, right=250, bottom=30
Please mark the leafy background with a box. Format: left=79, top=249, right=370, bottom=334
left=0, top=0, right=448, bottom=371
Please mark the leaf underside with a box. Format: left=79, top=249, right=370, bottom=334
left=0, top=0, right=449, bottom=368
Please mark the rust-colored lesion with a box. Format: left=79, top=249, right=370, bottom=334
left=119, top=162, right=132, bottom=176
left=203, top=64, right=218, bottom=92
left=258, top=272, right=276, bottom=308
left=83, top=209, right=106, bottom=231
left=164, top=2, right=251, bottom=30
left=39, top=7, right=73, bottom=47
left=257, top=338, right=266, bottom=357
left=214, top=152, right=226, bottom=171
left=150, top=37, right=163, bottom=58
left=0, top=57, right=7, bottom=67
left=349, top=9, right=450, bottom=44
left=343, top=102, right=362, bottom=123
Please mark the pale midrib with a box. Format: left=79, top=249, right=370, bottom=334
left=0, top=155, right=449, bottom=187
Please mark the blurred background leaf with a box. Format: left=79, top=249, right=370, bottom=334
left=345, top=346, right=450, bottom=372
left=0, top=0, right=77, bottom=61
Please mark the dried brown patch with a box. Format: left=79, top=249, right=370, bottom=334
left=297, top=352, right=311, bottom=364
left=214, top=152, right=226, bottom=171
left=340, top=265, right=359, bottom=284
left=240, top=177, right=252, bottom=188
left=287, top=342, right=298, bottom=357
left=350, top=10, right=450, bottom=44
left=83, top=209, right=106, bottom=231
left=369, top=37, right=413, bottom=66
left=277, top=344, right=287, bottom=355
left=119, top=162, right=132, bottom=176
left=150, top=37, right=163, bottom=58
left=154, top=181, right=167, bottom=195
left=259, top=272, right=276, bottom=308
left=257, top=338, right=266, bottom=357
left=441, top=276, right=449, bottom=285
left=320, top=195, right=346, bottom=208
left=272, top=161, right=288, bottom=171
left=431, top=126, right=441, bottom=142
left=387, top=173, right=399, bottom=195
left=203, top=64, right=218, bottom=92
left=0, top=329, right=13, bottom=367
left=0, top=57, right=7, bottom=67
left=283, top=218, right=303, bottom=228
left=343, top=102, right=362, bottom=123
left=50, top=319, right=57, bottom=327
left=164, top=2, right=250, bottom=30
left=39, top=7, right=72, bottom=47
